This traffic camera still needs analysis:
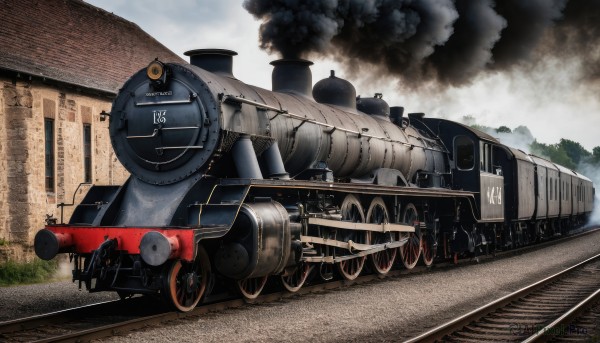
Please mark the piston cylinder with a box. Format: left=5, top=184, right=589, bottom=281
left=214, top=200, right=291, bottom=279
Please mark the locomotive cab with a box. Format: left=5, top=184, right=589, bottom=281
left=418, top=118, right=505, bottom=223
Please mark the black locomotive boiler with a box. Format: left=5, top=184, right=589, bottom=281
left=34, top=49, right=595, bottom=311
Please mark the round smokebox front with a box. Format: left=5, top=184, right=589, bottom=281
left=109, top=63, right=220, bottom=185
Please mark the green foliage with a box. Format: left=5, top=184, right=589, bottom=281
left=496, top=126, right=512, bottom=133
left=0, top=238, right=7, bottom=246
left=558, top=139, right=590, bottom=166
left=530, top=140, right=576, bottom=169
left=0, top=258, right=58, bottom=286
left=592, top=147, right=600, bottom=164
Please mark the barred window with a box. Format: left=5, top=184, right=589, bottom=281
left=83, top=124, right=92, bottom=183
left=45, top=119, right=55, bottom=192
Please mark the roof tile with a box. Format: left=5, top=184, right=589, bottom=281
left=0, top=0, right=186, bottom=94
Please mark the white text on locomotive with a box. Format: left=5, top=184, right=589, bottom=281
left=153, top=110, right=167, bottom=124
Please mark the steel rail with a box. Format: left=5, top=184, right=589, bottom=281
left=522, top=288, right=600, bottom=343
left=0, top=300, right=117, bottom=335
left=403, top=251, right=600, bottom=343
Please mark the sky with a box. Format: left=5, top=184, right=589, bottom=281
left=85, top=0, right=600, bottom=152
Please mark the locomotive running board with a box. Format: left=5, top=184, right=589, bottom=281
left=306, top=217, right=415, bottom=233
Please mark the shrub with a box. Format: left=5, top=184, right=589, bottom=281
left=0, top=258, right=59, bottom=286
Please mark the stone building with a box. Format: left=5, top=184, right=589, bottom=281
left=0, top=0, right=185, bottom=262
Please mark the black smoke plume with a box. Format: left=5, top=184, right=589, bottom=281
left=243, top=0, right=600, bottom=87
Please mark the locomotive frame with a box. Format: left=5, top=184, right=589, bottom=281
left=34, top=49, right=595, bottom=311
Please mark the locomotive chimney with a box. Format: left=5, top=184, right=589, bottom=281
left=270, top=59, right=313, bottom=98
left=408, top=112, right=426, bottom=121
left=390, top=106, right=404, bottom=126
left=184, top=49, right=237, bottom=78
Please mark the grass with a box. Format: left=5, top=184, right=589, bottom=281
left=0, top=258, right=59, bottom=286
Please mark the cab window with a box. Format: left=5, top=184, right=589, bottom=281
left=478, top=142, right=503, bottom=175
left=455, top=136, right=474, bottom=170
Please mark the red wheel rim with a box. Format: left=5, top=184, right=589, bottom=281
left=399, top=203, right=421, bottom=270
left=367, top=197, right=396, bottom=275
left=422, top=235, right=434, bottom=266
left=163, top=255, right=208, bottom=312
left=282, top=263, right=312, bottom=293
left=237, top=276, right=268, bottom=300
left=337, top=194, right=367, bottom=280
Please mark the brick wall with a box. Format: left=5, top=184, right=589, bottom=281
left=0, top=77, right=129, bottom=262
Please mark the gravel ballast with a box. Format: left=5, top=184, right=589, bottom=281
left=2, top=229, right=600, bottom=342
left=0, top=281, right=119, bottom=322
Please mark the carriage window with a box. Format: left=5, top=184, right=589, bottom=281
left=455, top=136, right=474, bottom=170
left=549, top=178, right=553, bottom=200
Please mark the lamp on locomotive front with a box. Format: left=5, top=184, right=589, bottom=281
left=146, top=60, right=163, bottom=79
left=146, top=59, right=168, bottom=86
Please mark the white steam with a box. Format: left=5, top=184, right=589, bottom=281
left=54, top=255, right=73, bottom=281
left=576, top=161, right=600, bottom=228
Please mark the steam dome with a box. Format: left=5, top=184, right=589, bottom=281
left=357, top=93, right=390, bottom=118
left=312, top=71, right=356, bottom=110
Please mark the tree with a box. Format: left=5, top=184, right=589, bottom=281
left=513, top=126, right=533, bottom=140
left=592, top=146, right=600, bottom=164
left=531, top=140, right=576, bottom=169
left=496, top=126, right=511, bottom=133
left=559, top=139, right=590, bottom=166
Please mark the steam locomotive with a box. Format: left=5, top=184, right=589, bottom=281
left=34, top=49, right=595, bottom=311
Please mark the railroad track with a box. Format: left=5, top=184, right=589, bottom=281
left=2, top=227, right=598, bottom=343
left=0, top=274, right=378, bottom=343
left=404, top=252, right=600, bottom=342
left=0, top=297, right=170, bottom=343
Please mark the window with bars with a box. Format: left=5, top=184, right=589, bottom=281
left=45, top=119, right=55, bottom=192
left=83, top=124, right=92, bottom=183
